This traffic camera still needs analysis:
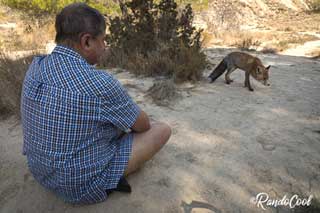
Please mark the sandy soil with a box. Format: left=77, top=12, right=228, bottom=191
left=0, top=48, right=319, bottom=213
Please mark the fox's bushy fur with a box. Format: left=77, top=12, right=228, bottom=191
left=208, top=52, right=270, bottom=91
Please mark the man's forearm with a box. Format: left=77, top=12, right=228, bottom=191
left=131, top=110, right=150, bottom=133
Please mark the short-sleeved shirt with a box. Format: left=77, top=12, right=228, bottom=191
left=21, top=45, right=140, bottom=204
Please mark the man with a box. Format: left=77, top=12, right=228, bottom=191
left=21, top=3, right=171, bottom=204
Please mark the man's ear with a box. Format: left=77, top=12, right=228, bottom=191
left=266, top=65, right=271, bottom=70
left=79, top=33, right=92, bottom=50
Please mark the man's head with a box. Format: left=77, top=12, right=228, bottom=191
left=55, top=3, right=106, bottom=65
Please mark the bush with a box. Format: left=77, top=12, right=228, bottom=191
left=0, top=53, right=34, bottom=119
left=234, top=37, right=261, bottom=51
left=146, top=79, right=181, bottom=106
left=102, top=0, right=207, bottom=83
left=310, top=0, right=320, bottom=12
left=1, top=0, right=119, bottom=15
left=261, top=48, right=278, bottom=54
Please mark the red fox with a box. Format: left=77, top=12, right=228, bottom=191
left=208, top=52, right=271, bottom=91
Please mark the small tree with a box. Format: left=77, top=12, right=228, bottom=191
left=103, top=0, right=206, bottom=83
left=178, top=4, right=203, bottom=48
left=157, top=0, right=178, bottom=42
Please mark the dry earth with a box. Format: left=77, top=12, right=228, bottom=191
left=1, top=47, right=320, bottom=213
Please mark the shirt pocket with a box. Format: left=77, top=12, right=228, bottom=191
left=22, top=78, right=43, bottom=101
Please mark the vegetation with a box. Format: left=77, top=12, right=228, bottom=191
left=309, top=0, right=320, bottom=12
left=146, top=79, right=181, bottom=106
left=1, top=0, right=120, bottom=15
left=0, top=53, right=35, bottom=119
left=233, top=37, right=261, bottom=51
left=101, top=0, right=207, bottom=83
left=1, top=0, right=208, bottom=15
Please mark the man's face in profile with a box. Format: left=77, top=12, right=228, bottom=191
left=85, top=33, right=106, bottom=65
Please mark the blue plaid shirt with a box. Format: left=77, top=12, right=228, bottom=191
left=21, top=45, right=140, bottom=204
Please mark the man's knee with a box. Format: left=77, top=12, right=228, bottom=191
left=153, top=122, right=171, bottom=145
left=162, top=123, right=171, bottom=142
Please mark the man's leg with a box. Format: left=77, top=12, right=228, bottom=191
left=124, top=122, right=171, bottom=176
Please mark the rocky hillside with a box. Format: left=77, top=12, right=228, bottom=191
left=195, top=0, right=314, bottom=31
left=238, top=0, right=310, bottom=11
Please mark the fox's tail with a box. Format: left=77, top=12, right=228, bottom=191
left=208, top=59, right=227, bottom=83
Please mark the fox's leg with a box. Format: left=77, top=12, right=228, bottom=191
left=244, top=71, right=254, bottom=91
left=225, top=67, right=236, bottom=84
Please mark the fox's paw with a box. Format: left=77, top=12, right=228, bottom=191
left=249, top=88, right=254, bottom=92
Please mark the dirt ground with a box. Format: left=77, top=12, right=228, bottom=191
left=0, top=47, right=319, bottom=213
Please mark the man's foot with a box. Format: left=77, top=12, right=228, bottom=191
left=106, top=176, right=132, bottom=195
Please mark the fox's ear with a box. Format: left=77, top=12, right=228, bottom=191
left=266, top=65, right=271, bottom=70
left=257, top=67, right=261, bottom=74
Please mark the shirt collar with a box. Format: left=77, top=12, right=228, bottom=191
left=52, top=45, right=88, bottom=63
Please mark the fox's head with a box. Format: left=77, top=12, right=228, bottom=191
left=253, top=65, right=270, bottom=86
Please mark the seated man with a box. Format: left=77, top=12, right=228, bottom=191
left=21, top=3, right=171, bottom=204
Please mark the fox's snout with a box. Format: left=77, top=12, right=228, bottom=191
left=263, top=80, right=270, bottom=86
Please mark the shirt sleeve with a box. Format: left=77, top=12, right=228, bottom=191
left=100, top=75, right=141, bottom=132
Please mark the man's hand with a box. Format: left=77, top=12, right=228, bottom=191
left=131, top=110, right=150, bottom=133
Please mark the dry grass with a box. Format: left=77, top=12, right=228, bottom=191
left=0, top=53, right=35, bottom=119
left=260, top=48, right=278, bottom=54
left=267, top=12, right=320, bottom=33
left=283, top=26, right=293, bottom=32
left=205, top=30, right=318, bottom=52
left=146, top=79, right=181, bottom=106
left=309, top=49, right=320, bottom=59
left=201, top=31, right=214, bottom=48
left=201, top=5, right=320, bottom=52
left=276, top=35, right=317, bottom=51
left=0, top=11, right=55, bottom=51
left=233, top=37, right=261, bottom=51
left=0, top=10, right=6, bottom=21
left=309, top=0, right=320, bottom=12
left=100, top=42, right=207, bottom=83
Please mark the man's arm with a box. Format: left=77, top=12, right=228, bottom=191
left=131, top=110, right=150, bottom=133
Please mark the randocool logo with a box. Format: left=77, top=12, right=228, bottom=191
left=250, top=192, right=313, bottom=210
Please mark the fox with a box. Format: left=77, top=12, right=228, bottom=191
left=208, top=52, right=271, bottom=91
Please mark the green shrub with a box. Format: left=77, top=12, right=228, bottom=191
left=102, top=0, right=207, bottom=83
left=1, top=0, right=119, bottom=15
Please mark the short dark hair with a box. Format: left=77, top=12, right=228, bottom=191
left=55, top=3, right=106, bottom=44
